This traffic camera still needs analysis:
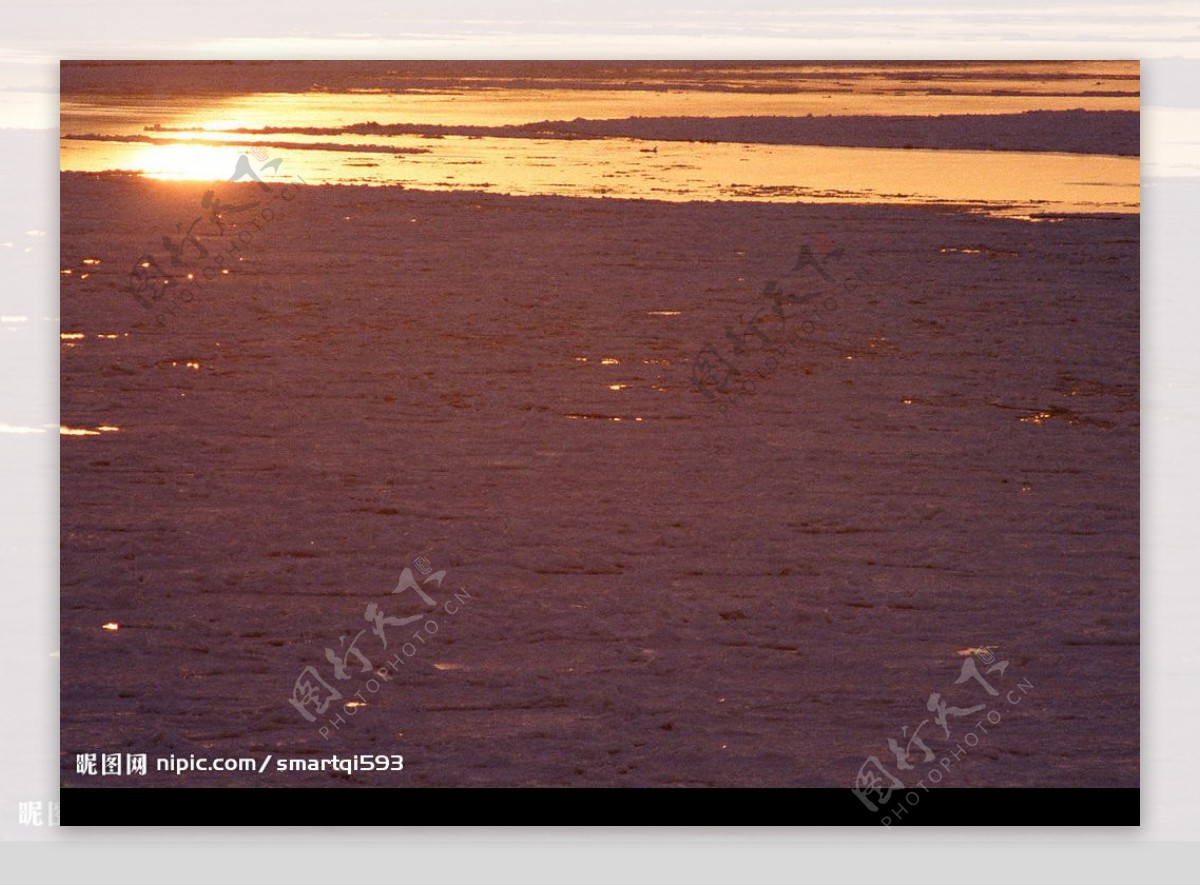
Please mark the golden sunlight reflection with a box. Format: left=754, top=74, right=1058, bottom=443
left=135, top=141, right=244, bottom=181
left=1019, top=411, right=1056, bottom=425
left=101, top=622, right=120, bottom=631
left=60, top=63, right=1137, bottom=139
left=61, top=425, right=121, bottom=436
left=563, top=413, right=645, bottom=422
left=59, top=62, right=1139, bottom=218
left=162, top=135, right=1135, bottom=218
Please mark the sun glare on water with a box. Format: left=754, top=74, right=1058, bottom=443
left=135, top=141, right=242, bottom=182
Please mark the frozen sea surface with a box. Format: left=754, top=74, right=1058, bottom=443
left=58, top=176, right=1138, bottom=788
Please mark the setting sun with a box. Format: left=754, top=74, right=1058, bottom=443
left=134, top=141, right=241, bottom=181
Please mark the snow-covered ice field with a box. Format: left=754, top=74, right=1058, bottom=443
left=59, top=178, right=1138, bottom=788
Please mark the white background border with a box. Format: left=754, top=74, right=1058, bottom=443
left=1, top=0, right=1194, bottom=879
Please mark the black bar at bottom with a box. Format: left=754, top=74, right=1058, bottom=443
left=61, top=788, right=1139, bottom=827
